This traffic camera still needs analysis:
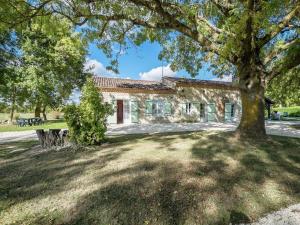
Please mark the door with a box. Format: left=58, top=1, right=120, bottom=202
left=117, top=100, right=123, bottom=124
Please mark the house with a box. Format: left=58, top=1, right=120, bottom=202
left=93, top=76, right=242, bottom=124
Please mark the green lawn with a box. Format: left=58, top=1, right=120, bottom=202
left=0, top=132, right=299, bottom=225
left=273, top=106, right=300, bottom=117
left=0, top=120, right=67, bottom=132
left=0, top=112, right=64, bottom=121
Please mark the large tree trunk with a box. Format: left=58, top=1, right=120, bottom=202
left=236, top=64, right=267, bottom=139
left=237, top=86, right=266, bottom=138
left=35, top=102, right=41, bottom=118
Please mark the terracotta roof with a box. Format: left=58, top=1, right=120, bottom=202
left=162, top=76, right=236, bottom=88
left=93, top=76, right=173, bottom=91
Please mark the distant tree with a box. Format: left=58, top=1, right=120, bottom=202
left=20, top=17, right=88, bottom=118
left=64, top=78, right=113, bottom=145
left=2, top=0, right=300, bottom=138
left=0, top=31, right=29, bottom=122
left=266, top=68, right=300, bottom=107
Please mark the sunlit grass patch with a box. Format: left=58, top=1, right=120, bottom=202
left=0, top=132, right=299, bottom=225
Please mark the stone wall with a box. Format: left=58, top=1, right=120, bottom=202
left=101, top=86, right=241, bottom=124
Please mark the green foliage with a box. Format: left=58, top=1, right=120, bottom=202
left=20, top=18, right=88, bottom=110
left=64, top=78, right=113, bottom=145
left=266, top=68, right=300, bottom=106
left=0, top=16, right=89, bottom=121
left=273, top=106, right=300, bottom=117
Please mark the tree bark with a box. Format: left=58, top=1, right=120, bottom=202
left=9, top=86, right=16, bottom=123
left=35, top=102, right=41, bottom=117
left=236, top=64, right=267, bottom=139
left=42, top=105, right=47, bottom=121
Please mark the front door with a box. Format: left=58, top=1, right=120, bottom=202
left=117, top=100, right=123, bottom=124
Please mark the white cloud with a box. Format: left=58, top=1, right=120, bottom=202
left=84, top=58, right=116, bottom=77
left=139, top=65, right=177, bottom=81
left=212, top=75, right=233, bottom=82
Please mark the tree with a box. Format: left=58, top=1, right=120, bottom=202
left=0, top=30, right=29, bottom=122
left=1, top=0, right=299, bottom=138
left=20, top=17, right=88, bottom=118
left=266, top=67, right=300, bottom=107
left=64, top=78, right=113, bottom=145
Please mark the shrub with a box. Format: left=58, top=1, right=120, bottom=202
left=64, top=78, right=113, bottom=145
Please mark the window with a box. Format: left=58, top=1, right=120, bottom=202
left=146, top=100, right=172, bottom=117
left=152, top=100, right=164, bottom=116
left=200, top=103, right=205, bottom=118
left=185, top=103, right=192, bottom=114
left=231, top=104, right=235, bottom=117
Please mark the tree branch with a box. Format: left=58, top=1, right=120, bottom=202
left=263, top=39, right=299, bottom=66
left=210, top=0, right=234, bottom=16
left=259, top=5, right=300, bottom=48
left=266, top=51, right=300, bottom=83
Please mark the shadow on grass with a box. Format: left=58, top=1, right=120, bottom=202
left=1, top=132, right=300, bottom=225
left=0, top=140, right=130, bottom=212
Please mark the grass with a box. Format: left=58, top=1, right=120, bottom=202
left=281, top=117, right=300, bottom=121
left=0, top=132, right=299, bottom=225
left=0, top=119, right=67, bottom=132
left=290, top=125, right=300, bottom=130
left=273, top=106, right=300, bottom=117
left=0, top=112, right=64, bottom=121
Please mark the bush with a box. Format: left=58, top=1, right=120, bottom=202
left=64, top=78, right=113, bottom=145
left=273, top=106, right=300, bottom=117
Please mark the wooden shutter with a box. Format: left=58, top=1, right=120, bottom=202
left=207, top=103, right=217, bottom=122
left=192, top=102, right=200, bottom=115
left=225, top=103, right=232, bottom=122
left=145, top=100, right=152, bottom=115
left=180, top=103, right=186, bottom=115
left=131, top=100, right=139, bottom=123
left=164, top=101, right=172, bottom=115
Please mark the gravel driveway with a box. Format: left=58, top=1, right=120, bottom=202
left=0, top=121, right=299, bottom=144
left=245, top=203, right=300, bottom=225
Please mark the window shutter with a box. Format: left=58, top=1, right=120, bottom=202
left=181, top=103, right=186, bottom=115
left=192, top=102, right=200, bottom=114
left=131, top=100, right=139, bottom=123
left=164, top=101, right=172, bottom=115
left=207, top=103, right=217, bottom=122
left=145, top=100, right=152, bottom=115
left=225, top=103, right=232, bottom=122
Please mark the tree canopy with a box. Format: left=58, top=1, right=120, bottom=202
left=0, top=0, right=299, bottom=137
left=0, top=16, right=88, bottom=120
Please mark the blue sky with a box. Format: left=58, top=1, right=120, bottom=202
left=85, top=41, right=229, bottom=82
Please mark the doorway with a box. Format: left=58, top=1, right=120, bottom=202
left=117, top=100, right=123, bottom=124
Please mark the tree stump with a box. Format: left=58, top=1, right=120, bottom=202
left=49, top=129, right=61, bottom=146
left=36, top=129, right=69, bottom=148
left=36, top=129, right=46, bottom=147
